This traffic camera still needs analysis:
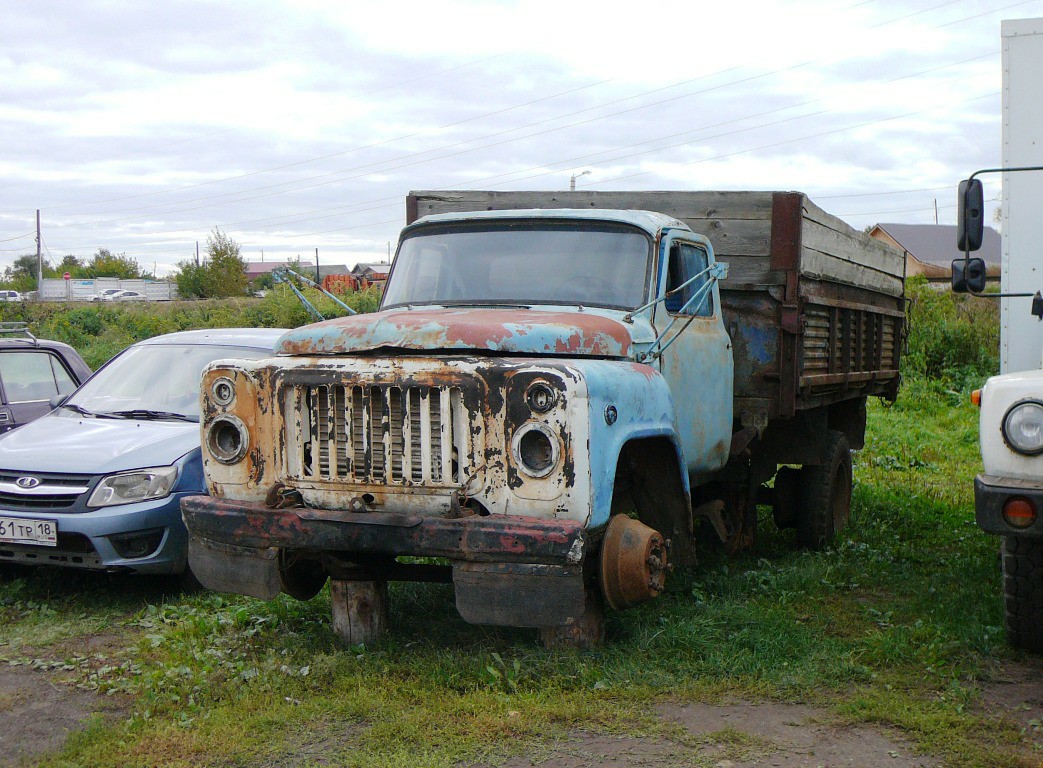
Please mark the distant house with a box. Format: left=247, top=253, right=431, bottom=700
left=868, top=223, right=1001, bottom=284
left=244, top=261, right=293, bottom=281
left=350, top=262, right=391, bottom=290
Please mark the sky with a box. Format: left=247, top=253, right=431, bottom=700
left=0, top=0, right=1038, bottom=278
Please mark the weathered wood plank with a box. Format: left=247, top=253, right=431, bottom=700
left=330, top=580, right=389, bottom=646
left=801, top=216, right=905, bottom=278
left=801, top=247, right=904, bottom=297
left=411, top=190, right=776, bottom=222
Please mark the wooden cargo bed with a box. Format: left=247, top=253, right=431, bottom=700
left=406, top=190, right=906, bottom=423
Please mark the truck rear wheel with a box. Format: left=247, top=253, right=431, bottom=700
left=797, top=430, right=851, bottom=550
left=1002, top=536, right=1043, bottom=653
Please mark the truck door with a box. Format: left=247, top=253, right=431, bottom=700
left=653, top=234, right=733, bottom=474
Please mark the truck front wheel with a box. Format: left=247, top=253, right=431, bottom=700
left=1002, top=536, right=1043, bottom=653
left=797, top=430, right=852, bottom=550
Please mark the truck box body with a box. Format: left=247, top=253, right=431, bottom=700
left=407, top=190, right=905, bottom=423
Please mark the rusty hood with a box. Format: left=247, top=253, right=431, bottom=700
left=276, top=307, right=633, bottom=357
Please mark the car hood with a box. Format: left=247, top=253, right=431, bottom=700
left=276, top=307, right=637, bottom=357
left=0, top=413, right=198, bottom=474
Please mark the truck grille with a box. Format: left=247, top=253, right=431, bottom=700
left=284, top=383, right=477, bottom=486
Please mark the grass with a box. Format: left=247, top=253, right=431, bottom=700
left=0, top=379, right=1036, bottom=767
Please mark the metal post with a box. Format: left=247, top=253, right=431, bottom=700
left=315, top=248, right=320, bottom=284
left=35, top=210, right=41, bottom=300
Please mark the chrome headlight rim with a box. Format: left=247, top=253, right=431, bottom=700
left=525, top=380, right=558, bottom=413
left=86, top=465, right=180, bottom=509
left=207, top=414, right=250, bottom=465
left=1002, top=398, right=1043, bottom=456
left=511, top=422, right=560, bottom=479
left=211, top=376, right=236, bottom=407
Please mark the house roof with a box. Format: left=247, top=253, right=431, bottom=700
left=351, top=262, right=390, bottom=277
left=873, top=223, right=1001, bottom=268
left=244, top=261, right=293, bottom=278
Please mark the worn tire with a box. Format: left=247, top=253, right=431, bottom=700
left=797, top=430, right=852, bottom=550
left=1002, top=536, right=1043, bottom=653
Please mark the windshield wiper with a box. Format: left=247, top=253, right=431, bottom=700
left=61, top=403, right=124, bottom=419
left=107, top=409, right=198, bottom=423
left=437, top=302, right=533, bottom=309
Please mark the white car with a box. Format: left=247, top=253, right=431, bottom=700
left=0, top=290, right=23, bottom=302
left=93, top=290, right=146, bottom=302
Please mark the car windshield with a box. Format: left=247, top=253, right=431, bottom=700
left=382, top=221, right=653, bottom=310
left=64, top=344, right=270, bottom=421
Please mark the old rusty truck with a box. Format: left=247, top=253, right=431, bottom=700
left=181, top=190, right=905, bottom=647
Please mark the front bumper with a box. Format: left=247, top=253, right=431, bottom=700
left=181, top=495, right=591, bottom=628
left=0, top=493, right=190, bottom=573
left=975, top=474, right=1043, bottom=537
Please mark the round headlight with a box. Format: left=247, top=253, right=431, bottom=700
left=512, top=424, right=559, bottom=478
left=212, top=376, right=236, bottom=407
left=1002, top=400, right=1043, bottom=455
left=525, top=381, right=557, bottom=413
left=207, top=415, right=249, bottom=464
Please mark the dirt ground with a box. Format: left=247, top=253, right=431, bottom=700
left=0, top=657, right=1040, bottom=767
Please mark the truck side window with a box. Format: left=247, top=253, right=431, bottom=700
left=665, top=243, right=713, bottom=317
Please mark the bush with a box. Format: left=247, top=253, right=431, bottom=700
left=903, top=276, right=999, bottom=391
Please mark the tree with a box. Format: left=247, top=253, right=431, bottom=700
left=85, top=248, right=141, bottom=279
left=173, top=228, right=248, bottom=298
left=205, top=229, right=247, bottom=297
left=2, top=254, right=56, bottom=292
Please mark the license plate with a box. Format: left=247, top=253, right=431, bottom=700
left=0, top=516, right=57, bottom=546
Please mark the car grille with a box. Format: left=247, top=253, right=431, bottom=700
left=0, top=471, right=92, bottom=511
left=284, top=382, right=479, bottom=486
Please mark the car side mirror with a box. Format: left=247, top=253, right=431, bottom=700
left=952, top=257, right=987, bottom=293
left=957, top=179, right=984, bottom=252
left=48, top=394, right=68, bottom=409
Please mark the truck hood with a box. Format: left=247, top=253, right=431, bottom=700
left=0, top=413, right=198, bottom=474
left=276, top=308, right=636, bottom=358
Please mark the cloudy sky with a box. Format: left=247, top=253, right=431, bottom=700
left=0, top=0, right=1038, bottom=277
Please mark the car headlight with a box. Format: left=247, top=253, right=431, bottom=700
left=1002, top=400, right=1043, bottom=456
left=206, top=415, right=249, bottom=464
left=511, top=423, right=560, bottom=478
left=87, top=466, right=179, bottom=508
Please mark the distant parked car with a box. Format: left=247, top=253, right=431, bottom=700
left=93, top=289, right=145, bottom=302
left=0, top=323, right=91, bottom=433
left=0, top=290, right=23, bottom=302
left=0, top=328, right=287, bottom=582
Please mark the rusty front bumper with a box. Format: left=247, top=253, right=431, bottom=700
left=181, top=495, right=590, bottom=628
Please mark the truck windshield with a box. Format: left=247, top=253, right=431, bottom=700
left=382, top=221, right=652, bottom=310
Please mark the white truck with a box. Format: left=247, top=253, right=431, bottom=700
left=955, top=18, right=1043, bottom=652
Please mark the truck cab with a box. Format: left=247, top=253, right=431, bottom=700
left=952, top=18, right=1043, bottom=654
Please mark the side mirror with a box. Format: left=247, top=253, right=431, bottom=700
left=952, top=257, right=987, bottom=293
left=957, top=179, right=984, bottom=252
left=48, top=394, right=68, bottom=410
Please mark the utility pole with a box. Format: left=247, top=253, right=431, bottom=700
left=195, top=241, right=200, bottom=266
left=315, top=248, right=321, bottom=284
left=35, top=210, right=42, bottom=299
left=933, top=198, right=939, bottom=225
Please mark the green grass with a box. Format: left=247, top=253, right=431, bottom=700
left=0, top=379, right=1035, bottom=767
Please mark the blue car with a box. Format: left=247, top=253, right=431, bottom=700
left=0, top=328, right=286, bottom=580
